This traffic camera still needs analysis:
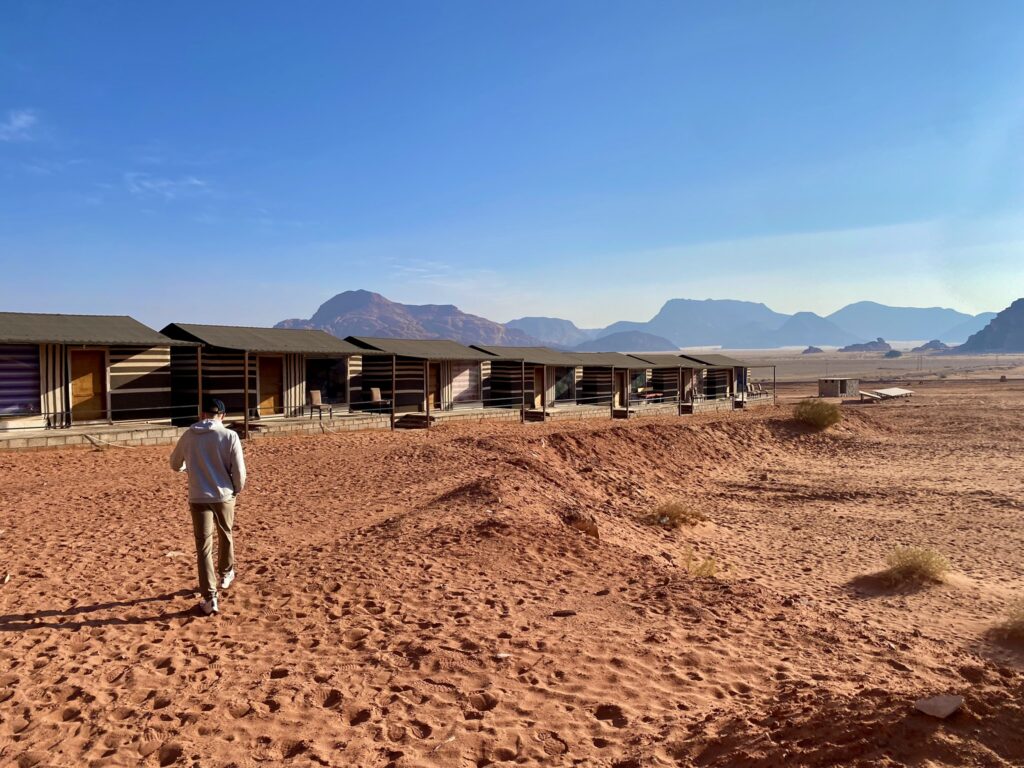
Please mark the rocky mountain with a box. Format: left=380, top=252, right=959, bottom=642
left=802, top=346, right=824, bottom=354
left=826, top=301, right=983, bottom=342
left=911, top=340, right=950, bottom=352
left=731, top=312, right=861, bottom=348
left=938, top=312, right=997, bottom=343
left=602, top=299, right=790, bottom=347
left=277, top=290, right=540, bottom=346
left=573, top=331, right=677, bottom=353
left=839, top=337, right=892, bottom=353
left=505, top=317, right=599, bottom=348
left=956, top=299, right=1024, bottom=352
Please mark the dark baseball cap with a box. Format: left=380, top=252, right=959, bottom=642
left=202, top=396, right=226, bottom=415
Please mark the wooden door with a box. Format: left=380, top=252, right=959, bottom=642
left=427, top=363, right=442, bottom=409
left=258, top=356, right=284, bottom=416
left=533, top=367, right=544, bottom=409
left=70, top=350, right=107, bottom=422
left=614, top=371, right=628, bottom=408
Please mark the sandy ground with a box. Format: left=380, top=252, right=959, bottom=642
left=2, top=381, right=1023, bottom=767
left=734, top=348, right=1024, bottom=384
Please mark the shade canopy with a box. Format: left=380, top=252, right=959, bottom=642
left=0, top=312, right=194, bottom=347
left=162, top=323, right=364, bottom=354
left=347, top=336, right=493, bottom=361
left=472, top=345, right=582, bottom=366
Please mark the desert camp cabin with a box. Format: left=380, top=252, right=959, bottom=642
left=0, top=312, right=194, bottom=430
left=346, top=337, right=492, bottom=414
left=161, top=323, right=366, bottom=421
left=470, top=345, right=583, bottom=412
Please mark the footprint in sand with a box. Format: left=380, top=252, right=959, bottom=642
left=594, top=704, right=628, bottom=728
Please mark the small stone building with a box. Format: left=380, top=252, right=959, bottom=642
left=818, top=377, right=859, bottom=398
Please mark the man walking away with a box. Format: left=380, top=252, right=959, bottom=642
left=170, top=397, right=246, bottom=616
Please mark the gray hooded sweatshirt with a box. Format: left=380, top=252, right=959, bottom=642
left=169, top=419, right=247, bottom=503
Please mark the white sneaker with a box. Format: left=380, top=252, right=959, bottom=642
left=199, top=595, right=219, bottom=616
left=219, top=569, right=235, bottom=590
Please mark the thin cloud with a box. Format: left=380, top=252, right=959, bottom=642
left=123, top=172, right=209, bottom=200
left=0, top=108, right=39, bottom=142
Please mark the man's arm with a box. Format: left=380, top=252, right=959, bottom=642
left=229, top=433, right=247, bottom=495
left=169, top=432, right=188, bottom=472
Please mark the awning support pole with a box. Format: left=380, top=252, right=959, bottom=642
left=424, top=359, right=430, bottom=429
left=390, top=355, right=396, bottom=430
left=243, top=351, right=250, bottom=439
left=520, top=360, right=525, bottom=423
left=678, top=366, right=683, bottom=416
left=196, top=346, right=203, bottom=421
left=610, top=367, right=615, bottom=419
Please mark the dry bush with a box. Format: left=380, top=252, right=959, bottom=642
left=643, top=501, right=706, bottom=529
left=883, top=546, right=950, bottom=585
left=683, top=548, right=720, bottom=577
left=793, top=399, right=842, bottom=430
left=997, top=601, right=1024, bottom=642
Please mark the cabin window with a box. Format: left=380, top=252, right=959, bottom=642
left=306, top=358, right=348, bottom=403
left=631, top=370, right=647, bottom=393
left=705, top=370, right=729, bottom=400
left=552, top=366, right=575, bottom=401
left=0, top=345, right=41, bottom=415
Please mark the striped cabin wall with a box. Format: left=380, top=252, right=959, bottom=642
left=169, top=347, right=308, bottom=420
left=347, top=355, right=363, bottom=404
left=485, top=360, right=533, bottom=408
left=359, top=355, right=420, bottom=412
left=579, top=366, right=613, bottom=406
left=40, top=344, right=67, bottom=426
left=449, top=361, right=482, bottom=407
left=649, top=368, right=681, bottom=399
left=108, top=346, right=172, bottom=422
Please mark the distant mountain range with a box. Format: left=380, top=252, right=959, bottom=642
left=277, top=290, right=1001, bottom=351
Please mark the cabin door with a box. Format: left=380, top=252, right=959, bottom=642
left=258, top=356, right=284, bottom=417
left=533, top=367, right=545, bottom=409
left=70, top=350, right=108, bottom=423
left=614, top=371, right=628, bottom=408
left=427, top=363, right=442, bottom=409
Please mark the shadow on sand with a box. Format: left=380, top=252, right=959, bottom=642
left=843, top=571, right=934, bottom=599
left=0, top=589, right=196, bottom=632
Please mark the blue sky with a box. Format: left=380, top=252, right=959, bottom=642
left=2, top=1, right=1024, bottom=329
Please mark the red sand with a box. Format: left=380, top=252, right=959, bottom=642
left=1, top=381, right=1023, bottom=767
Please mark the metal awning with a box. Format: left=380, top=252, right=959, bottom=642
left=162, top=323, right=364, bottom=354
left=0, top=312, right=196, bottom=346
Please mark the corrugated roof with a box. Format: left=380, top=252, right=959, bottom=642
left=347, top=336, right=493, bottom=361
left=471, top=345, right=583, bottom=366
left=0, top=312, right=195, bottom=346
left=628, top=353, right=706, bottom=369
left=575, top=352, right=648, bottom=368
left=680, top=353, right=749, bottom=368
left=162, top=323, right=364, bottom=354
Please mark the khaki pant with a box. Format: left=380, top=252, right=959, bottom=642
left=190, top=499, right=235, bottom=599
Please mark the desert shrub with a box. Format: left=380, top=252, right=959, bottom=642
left=643, top=501, right=706, bottom=529
left=997, top=601, right=1024, bottom=642
left=884, top=349, right=903, bottom=358
left=682, top=548, right=719, bottom=577
left=883, top=546, right=950, bottom=585
left=793, top=399, right=842, bottom=430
